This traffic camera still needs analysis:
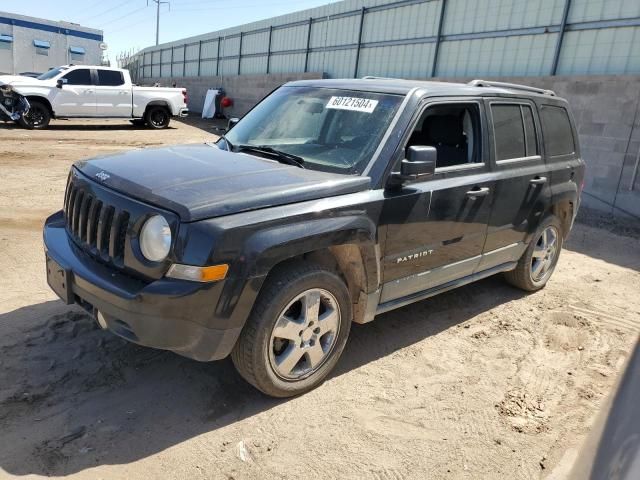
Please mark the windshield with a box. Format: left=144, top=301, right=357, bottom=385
left=221, top=86, right=403, bottom=174
left=37, top=66, right=69, bottom=80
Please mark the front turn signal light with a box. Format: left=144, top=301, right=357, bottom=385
left=166, top=263, right=229, bottom=282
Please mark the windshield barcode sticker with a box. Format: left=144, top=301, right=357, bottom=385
left=326, top=96, right=378, bottom=113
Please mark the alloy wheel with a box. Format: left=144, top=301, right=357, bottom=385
left=268, top=288, right=341, bottom=380
left=531, top=225, right=559, bottom=282
left=150, top=110, right=167, bottom=127
left=24, top=106, right=46, bottom=127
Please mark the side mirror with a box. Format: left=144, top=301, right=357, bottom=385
left=390, top=146, right=437, bottom=185
left=56, top=78, right=66, bottom=89
left=227, top=117, right=240, bottom=131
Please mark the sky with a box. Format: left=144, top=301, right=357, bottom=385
left=4, top=0, right=340, bottom=63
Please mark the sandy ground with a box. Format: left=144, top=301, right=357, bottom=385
left=0, top=118, right=639, bottom=480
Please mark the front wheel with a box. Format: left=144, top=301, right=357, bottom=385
left=18, top=100, right=51, bottom=129
left=144, top=106, right=171, bottom=129
left=231, top=263, right=352, bottom=397
left=504, top=215, right=564, bottom=292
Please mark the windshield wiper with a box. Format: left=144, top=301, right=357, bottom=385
left=236, top=145, right=305, bottom=169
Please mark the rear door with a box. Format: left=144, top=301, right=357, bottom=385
left=479, top=99, right=551, bottom=270
left=94, top=69, right=131, bottom=117
left=52, top=67, right=95, bottom=116
left=380, top=98, right=495, bottom=304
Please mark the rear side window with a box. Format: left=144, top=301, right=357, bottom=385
left=98, top=70, right=125, bottom=86
left=540, top=105, right=575, bottom=156
left=491, top=103, right=539, bottom=161
left=522, top=105, right=538, bottom=156
left=492, top=104, right=525, bottom=160
left=62, top=69, right=92, bottom=85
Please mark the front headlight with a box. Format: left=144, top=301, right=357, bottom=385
left=139, top=215, right=171, bottom=262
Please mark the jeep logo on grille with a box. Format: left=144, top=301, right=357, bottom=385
left=95, top=171, right=110, bottom=181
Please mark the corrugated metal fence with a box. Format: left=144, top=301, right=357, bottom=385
left=130, top=0, right=640, bottom=81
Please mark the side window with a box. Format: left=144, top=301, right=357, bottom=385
left=491, top=104, right=525, bottom=160
left=97, top=70, right=125, bottom=86
left=522, top=105, right=539, bottom=156
left=62, top=69, right=92, bottom=86
left=406, top=103, right=482, bottom=169
left=540, top=105, right=575, bottom=156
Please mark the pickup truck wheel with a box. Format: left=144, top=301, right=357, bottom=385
left=231, top=263, right=352, bottom=397
left=145, top=106, right=171, bottom=129
left=504, top=215, right=564, bottom=292
left=18, top=101, right=51, bottom=130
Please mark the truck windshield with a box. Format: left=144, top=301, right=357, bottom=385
left=222, top=86, right=403, bottom=175
left=37, top=67, right=68, bottom=80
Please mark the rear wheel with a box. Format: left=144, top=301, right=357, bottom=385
left=18, top=100, right=51, bottom=129
left=504, top=215, right=563, bottom=291
left=144, top=106, right=171, bottom=129
left=231, top=263, right=352, bottom=397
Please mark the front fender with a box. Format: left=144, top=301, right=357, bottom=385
left=10, top=85, right=55, bottom=100
left=244, top=215, right=378, bottom=278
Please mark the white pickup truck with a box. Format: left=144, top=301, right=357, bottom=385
left=0, top=65, right=188, bottom=129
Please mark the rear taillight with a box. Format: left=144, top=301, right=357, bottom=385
left=182, top=89, right=188, bottom=105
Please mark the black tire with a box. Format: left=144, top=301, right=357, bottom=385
left=144, top=106, right=171, bottom=129
left=231, top=262, right=352, bottom=398
left=18, top=100, right=51, bottom=129
left=504, top=215, right=564, bottom=292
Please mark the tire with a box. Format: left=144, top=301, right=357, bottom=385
left=231, top=262, right=352, bottom=398
left=504, top=215, right=564, bottom=292
left=18, top=100, right=51, bottom=129
left=144, top=106, right=171, bottom=129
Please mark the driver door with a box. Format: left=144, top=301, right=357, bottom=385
left=52, top=68, right=96, bottom=117
left=380, top=99, right=495, bottom=304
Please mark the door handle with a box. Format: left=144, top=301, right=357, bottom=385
left=466, top=187, right=490, bottom=198
left=84, top=89, right=94, bottom=94
left=530, top=176, right=547, bottom=185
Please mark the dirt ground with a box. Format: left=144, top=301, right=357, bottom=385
left=0, top=118, right=638, bottom=480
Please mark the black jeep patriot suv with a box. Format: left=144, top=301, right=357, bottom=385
left=44, top=78, right=585, bottom=397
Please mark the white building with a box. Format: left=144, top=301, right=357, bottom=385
left=0, top=11, right=104, bottom=75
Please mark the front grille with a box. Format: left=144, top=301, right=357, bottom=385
left=64, top=178, right=130, bottom=266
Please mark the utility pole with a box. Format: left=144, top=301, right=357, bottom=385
left=148, top=0, right=170, bottom=46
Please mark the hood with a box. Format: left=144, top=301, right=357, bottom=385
left=75, top=144, right=371, bottom=222
left=0, top=75, right=41, bottom=88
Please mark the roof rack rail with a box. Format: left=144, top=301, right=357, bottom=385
left=468, top=79, right=556, bottom=96
left=361, top=75, right=401, bottom=80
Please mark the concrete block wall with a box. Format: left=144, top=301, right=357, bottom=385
left=442, top=75, right=640, bottom=219
left=144, top=72, right=640, bottom=219
left=142, top=72, right=326, bottom=119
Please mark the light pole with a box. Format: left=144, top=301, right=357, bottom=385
left=148, top=0, right=170, bottom=46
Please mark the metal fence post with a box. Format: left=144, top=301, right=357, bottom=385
left=266, top=26, right=273, bottom=74
left=216, top=37, right=221, bottom=76
left=182, top=44, right=187, bottom=77
left=353, top=7, right=366, bottom=78
left=238, top=32, right=243, bottom=75
left=197, top=40, right=202, bottom=76
left=170, top=47, right=174, bottom=77
left=304, top=17, right=313, bottom=73
left=551, top=0, right=572, bottom=75
left=431, top=0, right=447, bottom=77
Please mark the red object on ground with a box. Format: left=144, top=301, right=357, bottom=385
left=221, top=97, right=233, bottom=108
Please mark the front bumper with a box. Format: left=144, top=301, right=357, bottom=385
left=43, top=211, right=241, bottom=361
